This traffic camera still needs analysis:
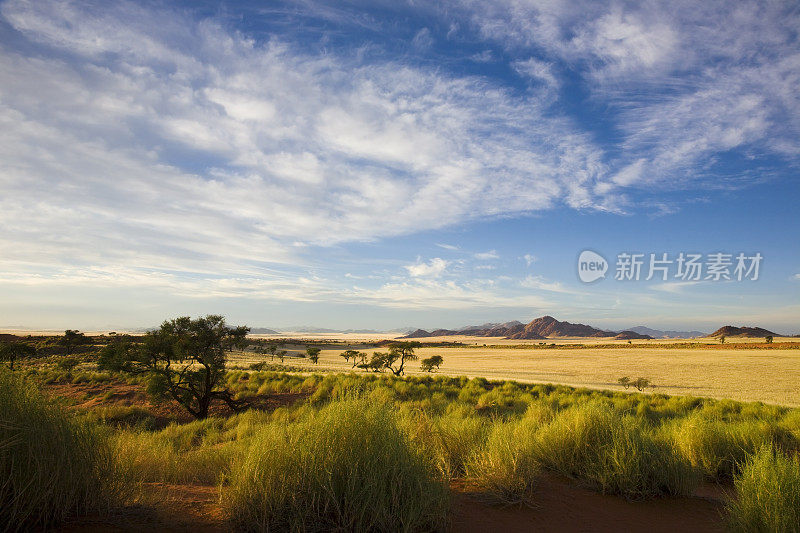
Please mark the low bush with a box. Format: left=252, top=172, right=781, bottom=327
left=466, top=416, right=541, bottom=502
left=223, top=397, right=449, bottom=532
left=0, top=370, right=126, bottom=531
left=670, top=414, right=798, bottom=481
left=727, top=446, right=800, bottom=532
left=534, top=402, right=699, bottom=498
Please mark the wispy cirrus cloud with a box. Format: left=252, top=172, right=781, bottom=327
left=0, top=0, right=606, bottom=285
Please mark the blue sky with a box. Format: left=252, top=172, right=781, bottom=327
left=0, top=0, right=798, bottom=333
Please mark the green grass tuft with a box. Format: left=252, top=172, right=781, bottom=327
left=0, top=370, right=126, bottom=531
left=222, top=397, right=449, bottom=532
left=727, top=446, right=800, bottom=532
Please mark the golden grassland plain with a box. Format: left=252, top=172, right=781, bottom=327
left=3, top=329, right=797, bottom=406
left=227, top=335, right=800, bottom=407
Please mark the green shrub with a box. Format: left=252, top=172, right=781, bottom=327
left=671, top=414, right=798, bottom=481
left=223, top=397, right=449, bottom=532
left=727, top=446, right=800, bottom=532
left=534, top=402, right=698, bottom=498
left=403, top=410, right=488, bottom=480
left=0, top=370, right=125, bottom=531
left=466, top=416, right=541, bottom=503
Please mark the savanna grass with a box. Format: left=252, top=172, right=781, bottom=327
left=223, top=397, right=449, bottom=532
left=727, top=446, right=800, bottom=532
left=0, top=370, right=126, bottom=531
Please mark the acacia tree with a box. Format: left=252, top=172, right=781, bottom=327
left=306, top=347, right=321, bottom=364
left=384, top=341, right=420, bottom=376
left=0, top=342, right=36, bottom=370
left=340, top=349, right=366, bottom=368
left=59, top=329, right=86, bottom=355
left=358, top=352, right=388, bottom=372
left=420, top=355, right=443, bottom=372
left=266, top=342, right=278, bottom=361
left=99, top=315, right=249, bottom=419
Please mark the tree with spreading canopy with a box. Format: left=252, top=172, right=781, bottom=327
left=358, top=352, right=389, bottom=372
left=0, top=342, right=36, bottom=370
left=384, top=341, right=420, bottom=376
left=59, top=329, right=86, bottom=355
left=98, top=315, right=249, bottom=420
left=340, top=349, right=366, bottom=368
left=420, top=355, right=443, bottom=372
left=306, top=347, right=321, bottom=364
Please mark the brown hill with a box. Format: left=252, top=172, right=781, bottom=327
left=508, top=316, right=614, bottom=338
left=707, top=326, right=778, bottom=338
left=614, top=331, right=653, bottom=340
left=402, top=316, right=614, bottom=340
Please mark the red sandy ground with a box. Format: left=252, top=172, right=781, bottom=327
left=54, top=478, right=728, bottom=532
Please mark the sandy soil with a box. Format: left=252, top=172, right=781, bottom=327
left=53, top=475, right=729, bottom=533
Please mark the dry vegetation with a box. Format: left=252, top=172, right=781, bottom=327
left=2, top=329, right=799, bottom=532
left=224, top=339, right=800, bottom=406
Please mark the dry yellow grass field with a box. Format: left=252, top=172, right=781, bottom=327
left=230, top=336, right=800, bottom=407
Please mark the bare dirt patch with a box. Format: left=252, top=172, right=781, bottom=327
left=55, top=483, right=226, bottom=533
left=450, top=474, right=729, bottom=533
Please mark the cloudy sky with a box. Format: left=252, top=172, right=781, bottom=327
left=1, top=0, right=798, bottom=333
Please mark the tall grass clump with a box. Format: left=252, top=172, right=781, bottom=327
left=401, top=407, right=488, bottom=480
left=0, top=370, right=125, bottom=531
left=534, top=402, right=698, bottom=499
left=465, top=416, right=541, bottom=503
left=727, top=446, right=800, bottom=532
left=670, top=413, right=798, bottom=481
left=223, top=397, right=449, bottom=532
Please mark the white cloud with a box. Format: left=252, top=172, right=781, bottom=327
left=349, top=278, right=552, bottom=309
left=405, top=258, right=449, bottom=278
left=523, top=254, right=537, bottom=267
left=649, top=281, right=702, bottom=294
left=513, top=57, right=558, bottom=89
left=453, top=0, right=800, bottom=189
left=411, top=27, right=434, bottom=50
left=520, top=275, right=573, bottom=293
left=0, top=0, right=609, bottom=287
left=436, top=243, right=459, bottom=251
left=474, top=250, right=500, bottom=260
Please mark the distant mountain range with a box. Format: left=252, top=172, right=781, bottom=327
left=707, top=325, right=779, bottom=338
left=403, top=315, right=617, bottom=340
left=625, top=326, right=707, bottom=339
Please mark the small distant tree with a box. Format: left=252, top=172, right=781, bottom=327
left=98, top=315, right=249, bottom=420
left=340, top=349, right=366, bottom=368
left=359, top=352, right=388, bottom=372
left=59, top=329, right=86, bottom=355
left=765, top=335, right=773, bottom=344
left=226, top=326, right=250, bottom=352
left=617, top=376, right=631, bottom=389
left=384, top=342, right=420, bottom=376
left=0, top=342, right=36, bottom=370
left=720, top=335, right=726, bottom=344
left=420, top=355, right=443, bottom=372
left=632, top=377, right=652, bottom=392
left=277, top=350, right=287, bottom=363
left=266, top=342, right=278, bottom=361
left=306, top=347, right=321, bottom=364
